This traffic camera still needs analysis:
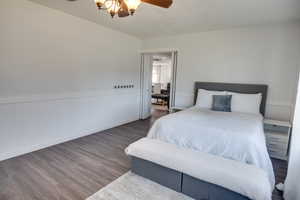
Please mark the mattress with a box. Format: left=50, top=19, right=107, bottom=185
left=147, top=107, right=275, bottom=188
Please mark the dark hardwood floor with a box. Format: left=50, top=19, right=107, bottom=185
left=0, top=109, right=287, bottom=200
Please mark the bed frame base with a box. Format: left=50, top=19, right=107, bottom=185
left=131, top=157, right=250, bottom=200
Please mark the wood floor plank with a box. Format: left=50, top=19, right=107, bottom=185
left=0, top=110, right=287, bottom=200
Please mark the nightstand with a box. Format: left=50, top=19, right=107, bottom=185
left=263, top=119, right=291, bottom=160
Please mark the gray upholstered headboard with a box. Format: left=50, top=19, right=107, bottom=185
left=194, top=82, right=268, bottom=116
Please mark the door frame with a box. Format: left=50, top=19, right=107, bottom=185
left=139, top=49, right=178, bottom=119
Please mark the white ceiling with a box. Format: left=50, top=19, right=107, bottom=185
left=29, top=0, right=300, bottom=39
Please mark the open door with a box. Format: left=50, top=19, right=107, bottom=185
left=139, top=51, right=178, bottom=119
left=139, top=54, right=153, bottom=119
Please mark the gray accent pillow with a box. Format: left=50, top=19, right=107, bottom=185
left=212, top=95, right=232, bottom=112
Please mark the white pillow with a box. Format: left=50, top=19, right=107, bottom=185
left=196, top=89, right=226, bottom=109
left=227, top=92, right=262, bottom=114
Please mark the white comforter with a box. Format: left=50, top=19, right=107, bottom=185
left=147, top=107, right=275, bottom=188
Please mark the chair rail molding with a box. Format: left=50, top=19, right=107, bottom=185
left=0, top=89, right=139, bottom=105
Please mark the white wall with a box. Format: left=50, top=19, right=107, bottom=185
left=1, top=0, right=299, bottom=162
left=0, top=0, right=141, bottom=161
left=284, top=73, right=300, bottom=200
left=143, top=23, right=300, bottom=121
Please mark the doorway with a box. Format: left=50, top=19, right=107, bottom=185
left=139, top=51, right=178, bottom=119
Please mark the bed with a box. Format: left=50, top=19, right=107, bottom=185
left=127, top=82, right=274, bottom=200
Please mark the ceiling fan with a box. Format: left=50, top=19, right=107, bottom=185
left=69, top=0, right=173, bottom=18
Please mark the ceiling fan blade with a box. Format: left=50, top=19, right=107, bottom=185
left=118, top=1, right=130, bottom=17
left=141, top=0, right=173, bottom=8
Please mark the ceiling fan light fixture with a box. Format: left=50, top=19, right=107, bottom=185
left=94, top=0, right=106, bottom=9
left=124, top=0, right=141, bottom=15
left=92, top=0, right=172, bottom=18
left=105, top=0, right=121, bottom=17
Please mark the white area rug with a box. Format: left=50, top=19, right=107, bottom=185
left=86, top=172, right=194, bottom=200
